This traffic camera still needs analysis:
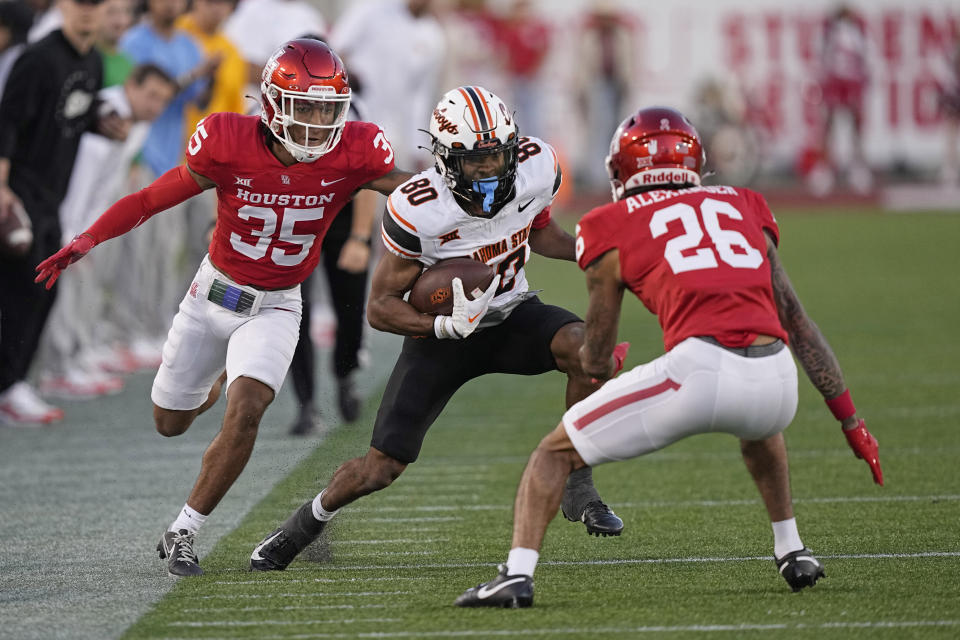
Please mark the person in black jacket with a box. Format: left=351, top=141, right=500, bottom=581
left=287, top=96, right=379, bottom=436
left=0, top=0, right=125, bottom=426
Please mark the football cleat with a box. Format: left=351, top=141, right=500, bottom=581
left=562, top=500, right=624, bottom=537
left=454, top=565, right=533, bottom=608
left=250, top=500, right=326, bottom=571
left=157, top=529, right=203, bottom=577
left=775, top=547, right=825, bottom=592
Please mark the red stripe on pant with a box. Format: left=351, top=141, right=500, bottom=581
left=573, top=378, right=681, bottom=431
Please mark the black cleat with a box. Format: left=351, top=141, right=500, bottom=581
left=250, top=501, right=326, bottom=571
left=563, top=500, right=624, bottom=537
left=455, top=565, right=534, bottom=608
left=775, top=547, right=825, bottom=592
left=157, top=529, right=203, bottom=577
left=337, top=376, right=360, bottom=423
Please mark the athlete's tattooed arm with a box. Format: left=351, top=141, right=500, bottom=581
left=765, top=231, right=847, bottom=399
left=580, top=249, right=625, bottom=380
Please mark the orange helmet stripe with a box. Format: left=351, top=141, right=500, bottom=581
left=457, top=87, right=484, bottom=141
left=474, top=87, right=495, bottom=131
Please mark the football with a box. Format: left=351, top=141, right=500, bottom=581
left=408, top=257, right=496, bottom=315
left=0, top=201, right=33, bottom=258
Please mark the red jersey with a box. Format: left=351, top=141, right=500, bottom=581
left=186, top=112, right=395, bottom=288
left=575, top=185, right=787, bottom=351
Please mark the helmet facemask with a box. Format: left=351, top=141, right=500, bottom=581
left=428, top=86, right=520, bottom=217
left=262, top=83, right=350, bottom=163
left=435, top=137, right=518, bottom=217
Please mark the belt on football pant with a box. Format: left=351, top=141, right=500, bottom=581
left=697, top=335, right=786, bottom=358
left=207, top=278, right=264, bottom=316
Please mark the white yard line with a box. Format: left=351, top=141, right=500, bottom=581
left=170, top=619, right=960, bottom=639
left=262, top=550, right=960, bottom=572
left=212, top=577, right=429, bottom=586
left=344, top=493, right=960, bottom=513
left=180, top=604, right=389, bottom=613
left=197, top=591, right=413, bottom=599
left=167, top=619, right=401, bottom=628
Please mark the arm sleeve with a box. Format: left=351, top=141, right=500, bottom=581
left=84, top=165, right=203, bottom=244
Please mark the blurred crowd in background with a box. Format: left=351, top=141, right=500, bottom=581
left=0, top=0, right=957, bottom=423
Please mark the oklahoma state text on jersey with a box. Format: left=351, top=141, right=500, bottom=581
left=186, top=112, right=395, bottom=289
left=382, top=136, right=561, bottom=319
left=576, top=185, right=788, bottom=351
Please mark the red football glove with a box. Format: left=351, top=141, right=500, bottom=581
left=843, top=418, right=884, bottom=486
left=34, top=234, right=96, bottom=289
left=591, top=341, right=631, bottom=384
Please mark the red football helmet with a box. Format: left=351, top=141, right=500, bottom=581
left=260, top=39, right=351, bottom=163
left=605, top=106, right=705, bottom=200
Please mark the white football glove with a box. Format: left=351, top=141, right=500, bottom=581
left=434, top=274, right=501, bottom=339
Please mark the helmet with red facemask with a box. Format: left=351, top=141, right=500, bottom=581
left=605, top=107, right=705, bottom=201
left=260, top=39, right=351, bottom=163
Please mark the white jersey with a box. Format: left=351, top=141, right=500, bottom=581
left=382, top=136, right=562, bottom=324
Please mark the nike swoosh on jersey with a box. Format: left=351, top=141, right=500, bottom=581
left=320, top=177, right=346, bottom=186
left=250, top=531, right=283, bottom=561
left=517, top=199, right=535, bottom=212
left=476, top=576, right=528, bottom=599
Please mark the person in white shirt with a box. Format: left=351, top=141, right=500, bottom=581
left=223, top=0, right=326, bottom=107
left=38, top=64, right=176, bottom=399
left=330, top=0, right=444, bottom=168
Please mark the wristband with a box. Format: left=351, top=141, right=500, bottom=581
left=433, top=315, right=461, bottom=339
left=349, top=234, right=372, bottom=246
left=826, top=389, right=856, bottom=421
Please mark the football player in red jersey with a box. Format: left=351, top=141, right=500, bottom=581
left=35, top=39, right=413, bottom=577
left=455, top=107, right=884, bottom=608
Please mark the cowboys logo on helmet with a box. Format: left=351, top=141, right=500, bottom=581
left=428, top=86, right=518, bottom=217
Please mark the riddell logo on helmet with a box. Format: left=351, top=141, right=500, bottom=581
left=643, top=170, right=688, bottom=184
left=433, top=109, right=458, bottom=134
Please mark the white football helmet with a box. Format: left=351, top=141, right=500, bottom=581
left=428, top=86, right=518, bottom=216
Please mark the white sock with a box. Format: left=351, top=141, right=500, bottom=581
left=312, top=489, right=339, bottom=522
left=506, top=547, right=539, bottom=578
left=772, top=517, right=804, bottom=559
left=169, top=504, right=207, bottom=535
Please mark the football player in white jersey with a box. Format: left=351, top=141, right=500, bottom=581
left=250, top=86, right=629, bottom=572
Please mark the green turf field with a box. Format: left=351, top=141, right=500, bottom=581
left=113, top=209, right=957, bottom=638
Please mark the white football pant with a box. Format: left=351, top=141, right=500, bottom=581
left=151, top=255, right=302, bottom=410
left=564, top=337, right=798, bottom=466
